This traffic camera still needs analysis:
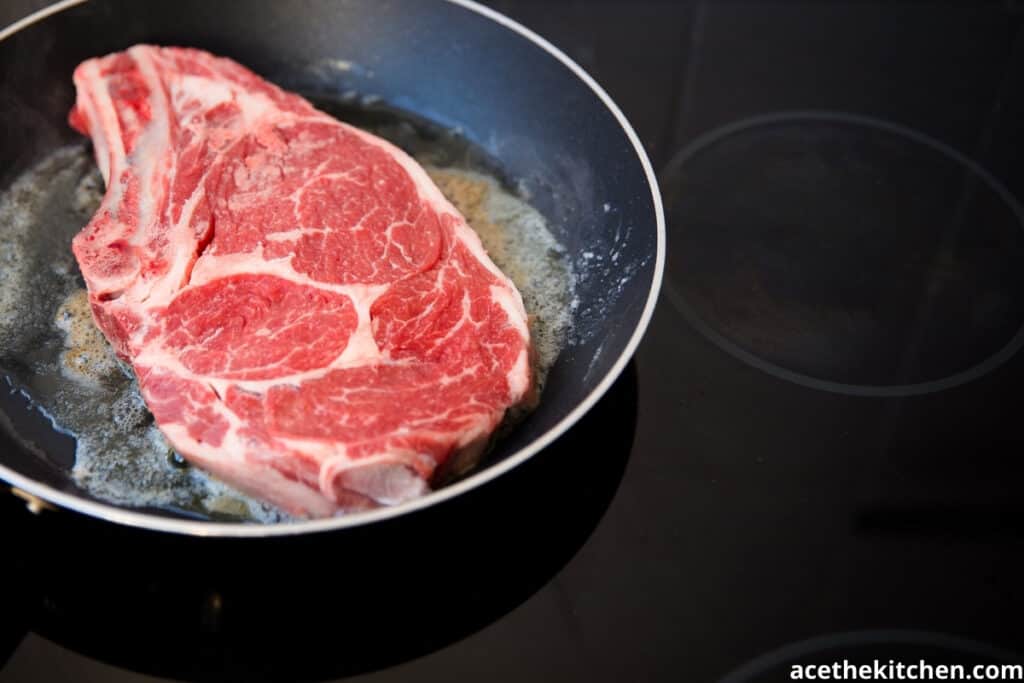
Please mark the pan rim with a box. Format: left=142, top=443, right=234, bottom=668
left=0, top=0, right=666, bottom=537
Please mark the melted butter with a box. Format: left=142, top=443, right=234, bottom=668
left=54, top=289, right=122, bottom=387
left=0, top=105, right=574, bottom=524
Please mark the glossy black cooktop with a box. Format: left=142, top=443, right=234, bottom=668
left=4, top=1, right=1024, bottom=681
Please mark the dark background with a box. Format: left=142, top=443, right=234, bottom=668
left=3, top=1, right=1024, bottom=681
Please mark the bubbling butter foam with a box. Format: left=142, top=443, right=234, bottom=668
left=54, top=289, right=123, bottom=387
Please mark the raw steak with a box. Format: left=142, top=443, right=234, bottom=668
left=68, top=46, right=532, bottom=517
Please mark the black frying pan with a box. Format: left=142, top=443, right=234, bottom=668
left=0, top=0, right=664, bottom=537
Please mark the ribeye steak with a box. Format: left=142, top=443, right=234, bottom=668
left=69, top=46, right=532, bottom=517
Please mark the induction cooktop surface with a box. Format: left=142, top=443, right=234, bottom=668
left=3, top=1, right=1024, bottom=682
